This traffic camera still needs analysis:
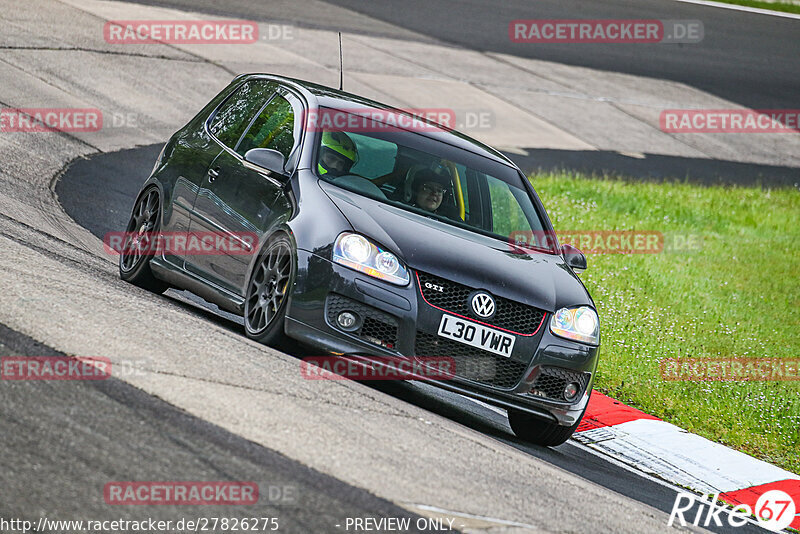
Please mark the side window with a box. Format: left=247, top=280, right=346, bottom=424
left=236, top=94, right=295, bottom=159
left=487, top=175, right=534, bottom=237
left=209, top=80, right=276, bottom=149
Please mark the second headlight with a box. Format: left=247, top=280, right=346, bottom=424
left=333, top=233, right=410, bottom=286
left=550, top=306, right=599, bottom=345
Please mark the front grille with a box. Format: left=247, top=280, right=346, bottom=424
left=416, top=271, right=546, bottom=335
left=530, top=366, right=590, bottom=402
left=414, top=331, right=527, bottom=389
left=326, top=294, right=398, bottom=349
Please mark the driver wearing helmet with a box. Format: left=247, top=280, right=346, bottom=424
left=317, top=131, right=359, bottom=177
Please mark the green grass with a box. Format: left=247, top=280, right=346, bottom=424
left=530, top=172, right=800, bottom=474
left=709, top=0, right=800, bottom=14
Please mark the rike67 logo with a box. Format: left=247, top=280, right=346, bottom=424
left=669, top=490, right=797, bottom=531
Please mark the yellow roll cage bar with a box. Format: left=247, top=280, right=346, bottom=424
left=442, top=160, right=466, bottom=221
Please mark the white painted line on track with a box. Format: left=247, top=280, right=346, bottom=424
left=567, top=439, right=686, bottom=492
left=568, top=440, right=773, bottom=532
left=575, top=419, right=800, bottom=494
left=671, top=0, right=800, bottom=19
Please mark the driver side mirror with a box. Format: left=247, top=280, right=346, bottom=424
left=561, top=243, right=587, bottom=273
left=244, top=148, right=287, bottom=176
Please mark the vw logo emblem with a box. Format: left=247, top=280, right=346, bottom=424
left=471, top=292, right=495, bottom=318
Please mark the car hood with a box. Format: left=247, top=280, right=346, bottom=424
left=319, top=181, right=593, bottom=312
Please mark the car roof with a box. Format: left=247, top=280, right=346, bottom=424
left=245, top=74, right=518, bottom=169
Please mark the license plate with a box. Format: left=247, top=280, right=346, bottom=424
left=437, top=314, right=515, bottom=357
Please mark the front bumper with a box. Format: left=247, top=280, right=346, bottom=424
left=285, top=249, right=600, bottom=426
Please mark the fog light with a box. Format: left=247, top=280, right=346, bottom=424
left=337, top=311, right=358, bottom=330
left=563, top=382, right=580, bottom=401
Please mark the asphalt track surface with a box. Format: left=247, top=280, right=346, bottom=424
left=128, top=0, right=800, bottom=112
left=53, top=145, right=766, bottom=534
left=0, top=323, right=435, bottom=534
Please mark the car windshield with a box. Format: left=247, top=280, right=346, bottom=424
left=314, top=117, right=554, bottom=253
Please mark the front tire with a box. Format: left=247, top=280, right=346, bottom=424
left=119, top=187, right=169, bottom=294
left=243, top=234, right=295, bottom=347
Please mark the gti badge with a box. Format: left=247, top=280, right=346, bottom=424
left=424, top=281, right=444, bottom=293
left=471, top=292, right=495, bottom=318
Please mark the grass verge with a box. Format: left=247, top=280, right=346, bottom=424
left=530, top=173, right=800, bottom=474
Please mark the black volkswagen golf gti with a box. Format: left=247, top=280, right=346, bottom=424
left=120, top=73, right=600, bottom=446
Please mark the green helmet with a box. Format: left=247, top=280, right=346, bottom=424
left=318, top=131, right=358, bottom=176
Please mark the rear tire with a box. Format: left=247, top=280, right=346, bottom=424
left=243, top=234, right=295, bottom=348
left=119, top=187, right=169, bottom=294
left=508, top=402, right=587, bottom=447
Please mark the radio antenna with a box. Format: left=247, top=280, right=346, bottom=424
left=338, top=32, right=343, bottom=91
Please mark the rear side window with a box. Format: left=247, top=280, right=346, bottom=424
left=209, top=80, right=276, bottom=149
left=236, top=94, right=296, bottom=159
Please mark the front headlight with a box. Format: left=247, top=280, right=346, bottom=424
left=550, top=306, right=599, bottom=345
left=333, top=233, right=410, bottom=286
